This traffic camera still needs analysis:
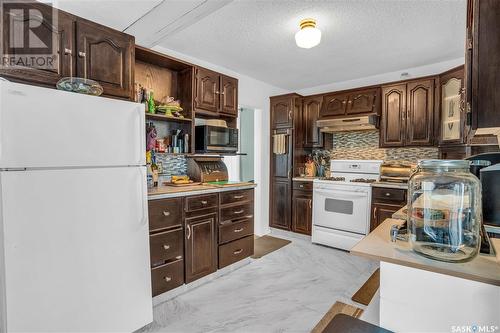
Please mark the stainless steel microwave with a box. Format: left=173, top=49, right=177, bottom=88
left=195, top=125, right=238, bottom=153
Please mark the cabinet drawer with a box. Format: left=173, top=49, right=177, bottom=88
left=185, top=194, right=218, bottom=212
left=151, top=259, right=184, bottom=297
left=293, top=181, right=313, bottom=191
left=220, top=203, right=254, bottom=223
left=149, top=198, right=183, bottom=231
left=372, top=187, right=407, bottom=204
left=220, top=189, right=254, bottom=205
left=219, top=218, right=254, bottom=244
left=218, top=235, right=254, bottom=269
left=150, top=228, right=183, bottom=267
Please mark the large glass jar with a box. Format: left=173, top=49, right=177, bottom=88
left=407, top=160, right=482, bottom=262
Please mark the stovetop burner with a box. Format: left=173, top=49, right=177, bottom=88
left=350, top=178, right=377, bottom=183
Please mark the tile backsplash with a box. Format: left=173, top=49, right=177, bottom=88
left=324, top=130, right=439, bottom=164
left=155, top=154, right=187, bottom=183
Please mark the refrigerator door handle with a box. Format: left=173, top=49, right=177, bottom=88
left=138, top=106, right=145, bottom=165
left=139, top=167, right=147, bottom=226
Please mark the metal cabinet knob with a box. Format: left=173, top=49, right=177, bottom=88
left=234, top=210, right=244, bottom=214
left=163, top=211, right=171, bottom=217
left=201, top=200, right=208, bottom=205
left=234, top=227, right=244, bottom=233
left=234, top=195, right=244, bottom=199
left=385, top=192, right=391, bottom=197
left=78, top=51, right=86, bottom=58
left=163, top=244, right=170, bottom=250
left=64, top=48, right=72, bottom=55
left=164, top=276, right=172, bottom=282
left=233, top=249, right=243, bottom=255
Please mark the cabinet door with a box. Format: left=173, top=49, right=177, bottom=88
left=439, top=67, right=465, bottom=145
left=470, top=0, right=500, bottom=129
left=380, top=84, right=406, bottom=147
left=220, top=75, right=238, bottom=116
left=0, top=3, right=74, bottom=86
left=185, top=212, right=217, bottom=283
left=320, top=93, right=349, bottom=118
left=370, top=204, right=400, bottom=232
left=346, top=88, right=379, bottom=115
left=406, top=79, right=435, bottom=146
left=271, top=128, right=293, bottom=180
left=302, top=96, right=323, bottom=148
left=194, top=67, right=219, bottom=114
left=271, top=96, right=293, bottom=128
left=270, top=180, right=291, bottom=230
left=292, top=191, right=312, bottom=235
left=76, top=20, right=134, bottom=99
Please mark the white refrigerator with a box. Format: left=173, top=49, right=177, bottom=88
left=0, top=80, right=153, bottom=332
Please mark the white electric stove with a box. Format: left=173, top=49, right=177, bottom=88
left=312, top=160, right=383, bottom=251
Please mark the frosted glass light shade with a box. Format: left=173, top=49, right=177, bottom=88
left=295, top=19, right=321, bottom=49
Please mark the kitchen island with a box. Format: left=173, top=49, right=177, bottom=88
left=351, top=218, right=500, bottom=332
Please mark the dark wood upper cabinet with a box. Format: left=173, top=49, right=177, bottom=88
left=220, top=75, right=238, bottom=116
left=320, top=93, right=349, bottom=118
left=271, top=95, right=295, bottom=128
left=270, top=179, right=292, bottom=230
left=76, top=21, right=134, bottom=100
left=194, top=67, right=238, bottom=117
left=0, top=3, right=134, bottom=100
left=406, top=79, right=434, bottom=146
left=346, top=88, right=380, bottom=115
left=380, top=84, right=406, bottom=147
left=0, top=3, right=74, bottom=87
left=184, top=211, right=217, bottom=283
left=194, top=67, right=219, bottom=113
left=292, top=190, right=312, bottom=235
left=302, top=96, right=323, bottom=148
left=439, top=66, right=466, bottom=146
left=469, top=0, right=500, bottom=130
left=380, top=79, right=436, bottom=148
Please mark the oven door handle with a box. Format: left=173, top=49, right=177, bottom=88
left=314, top=190, right=368, bottom=199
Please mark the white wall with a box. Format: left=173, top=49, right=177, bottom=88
left=296, top=57, right=465, bottom=95
left=153, top=46, right=287, bottom=236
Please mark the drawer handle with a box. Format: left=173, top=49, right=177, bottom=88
left=175, top=255, right=182, bottom=260
left=233, top=249, right=243, bottom=255
left=186, top=224, right=191, bottom=240
left=385, top=193, right=391, bottom=197
left=234, top=195, right=244, bottom=199
left=244, top=215, right=254, bottom=219
left=299, top=184, right=304, bottom=188
left=234, top=209, right=244, bottom=214
left=64, top=48, right=72, bottom=55
left=201, top=200, right=208, bottom=205
left=78, top=51, right=86, bottom=58
left=163, top=244, right=170, bottom=250
left=163, top=211, right=171, bottom=217
left=164, top=276, right=172, bottom=282
left=234, top=227, right=244, bottom=233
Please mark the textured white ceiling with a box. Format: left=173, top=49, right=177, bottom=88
left=52, top=0, right=162, bottom=31
left=156, top=0, right=466, bottom=90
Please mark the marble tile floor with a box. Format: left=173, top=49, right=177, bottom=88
left=139, top=231, right=379, bottom=333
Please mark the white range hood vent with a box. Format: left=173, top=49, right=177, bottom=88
left=317, top=115, right=379, bottom=133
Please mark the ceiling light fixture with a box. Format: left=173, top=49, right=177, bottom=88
left=295, top=18, right=321, bottom=49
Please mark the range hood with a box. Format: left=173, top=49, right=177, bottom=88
left=317, top=115, right=379, bottom=133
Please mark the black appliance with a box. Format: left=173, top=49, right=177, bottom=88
left=195, top=125, right=238, bottom=153
left=466, top=152, right=500, bottom=227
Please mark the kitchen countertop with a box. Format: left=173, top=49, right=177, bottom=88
left=148, top=183, right=257, bottom=200
left=371, top=181, right=409, bottom=190
left=292, top=177, right=318, bottom=182
left=392, top=205, right=407, bottom=220
left=351, top=218, right=500, bottom=286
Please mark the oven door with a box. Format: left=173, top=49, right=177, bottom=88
left=206, top=126, right=238, bottom=152
left=313, top=187, right=370, bottom=235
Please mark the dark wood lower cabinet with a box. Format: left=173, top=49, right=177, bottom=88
left=184, top=211, right=218, bottom=283
left=292, top=190, right=312, bottom=235
left=270, top=180, right=292, bottom=230
left=370, top=187, right=407, bottom=231
left=151, top=259, right=184, bottom=297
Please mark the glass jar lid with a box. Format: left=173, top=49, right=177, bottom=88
left=418, top=159, right=471, bottom=170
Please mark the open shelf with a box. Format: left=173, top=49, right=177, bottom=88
left=145, top=113, right=192, bottom=123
